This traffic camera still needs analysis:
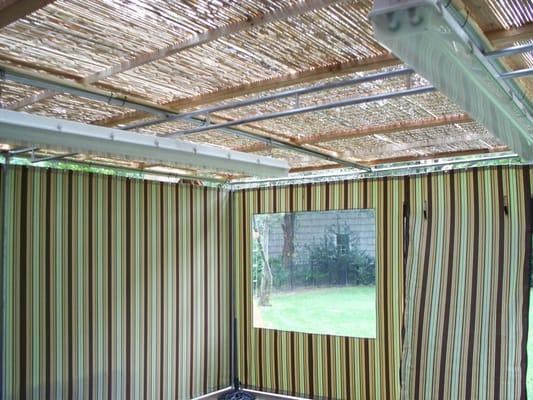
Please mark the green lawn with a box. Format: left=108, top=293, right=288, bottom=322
left=253, top=286, right=376, bottom=337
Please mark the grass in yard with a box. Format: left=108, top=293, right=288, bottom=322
left=253, top=286, right=376, bottom=338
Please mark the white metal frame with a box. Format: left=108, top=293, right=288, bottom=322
left=369, top=0, right=533, bottom=160
left=0, top=109, right=289, bottom=177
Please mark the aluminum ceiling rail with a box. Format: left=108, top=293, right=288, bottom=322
left=485, top=43, right=533, bottom=59
left=123, top=67, right=415, bottom=131
left=31, top=152, right=78, bottom=163
left=484, top=43, right=533, bottom=80
left=0, top=64, right=370, bottom=171
left=1, top=64, right=178, bottom=118
left=7, top=146, right=38, bottom=155
left=442, top=2, right=533, bottom=118
left=369, top=0, right=533, bottom=161
left=500, top=68, right=533, bottom=80
left=0, top=109, right=289, bottom=177
left=200, top=123, right=371, bottom=170
left=3, top=154, right=229, bottom=184
left=168, top=85, right=436, bottom=137
left=230, top=151, right=519, bottom=187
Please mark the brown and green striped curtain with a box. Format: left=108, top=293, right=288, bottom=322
left=233, top=180, right=406, bottom=399
left=233, top=166, right=532, bottom=400
left=401, top=167, right=532, bottom=399
left=1, top=166, right=231, bottom=399
left=2, top=164, right=531, bottom=399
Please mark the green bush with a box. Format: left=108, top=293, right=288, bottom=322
left=305, top=226, right=375, bottom=287
left=253, top=217, right=376, bottom=294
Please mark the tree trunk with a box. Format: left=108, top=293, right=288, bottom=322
left=256, top=225, right=273, bottom=306
left=345, top=261, right=348, bottom=286
left=282, top=213, right=295, bottom=289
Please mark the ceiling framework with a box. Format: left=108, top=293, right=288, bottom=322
left=289, top=146, right=511, bottom=173
left=235, top=113, right=474, bottom=152
left=233, top=150, right=519, bottom=188
left=90, top=22, right=532, bottom=129
left=122, top=67, right=416, bottom=131
left=370, top=0, right=533, bottom=160
left=0, top=0, right=530, bottom=181
left=91, top=53, right=402, bottom=128
left=0, top=108, right=289, bottom=176
left=0, top=63, right=372, bottom=170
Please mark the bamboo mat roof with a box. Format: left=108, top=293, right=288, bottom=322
left=0, top=0, right=300, bottom=76
left=98, top=1, right=382, bottom=103
left=0, top=0, right=530, bottom=181
left=20, top=93, right=137, bottom=122
left=0, top=79, right=41, bottom=107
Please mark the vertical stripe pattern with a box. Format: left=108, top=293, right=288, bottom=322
left=234, top=166, right=532, bottom=400
left=401, top=166, right=531, bottom=399
left=234, top=178, right=405, bottom=399
left=1, top=164, right=531, bottom=400
left=1, top=166, right=231, bottom=399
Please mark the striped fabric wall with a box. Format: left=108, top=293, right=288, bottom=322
left=1, top=166, right=231, bottom=399
left=233, top=179, right=405, bottom=399
left=233, top=165, right=532, bottom=400
left=401, top=167, right=532, bottom=399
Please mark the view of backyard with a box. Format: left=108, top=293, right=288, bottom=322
left=252, top=210, right=376, bottom=338
left=253, top=286, right=376, bottom=337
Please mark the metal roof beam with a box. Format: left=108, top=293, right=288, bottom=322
left=123, top=68, right=414, bottom=131
left=167, top=86, right=436, bottom=137
left=0, top=63, right=370, bottom=171
left=0, top=109, right=289, bottom=177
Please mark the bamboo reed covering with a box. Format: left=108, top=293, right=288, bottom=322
left=0, top=0, right=529, bottom=179
left=0, top=80, right=42, bottom=108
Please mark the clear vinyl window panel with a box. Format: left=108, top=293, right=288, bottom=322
left=252, top=209, right=376, bottom=338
